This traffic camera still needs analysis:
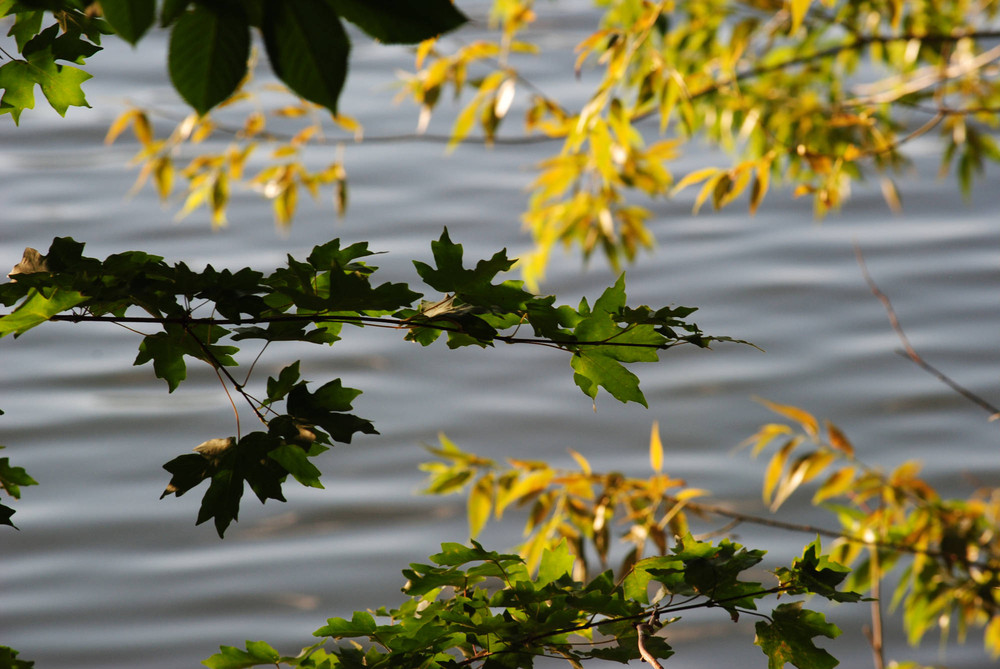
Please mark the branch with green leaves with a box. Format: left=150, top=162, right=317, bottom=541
left=203, top=536, right=860, bottom=669
left=0, top=229, right=746, bottom=536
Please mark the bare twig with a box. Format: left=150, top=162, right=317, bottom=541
left=854, top=243, right=1000, bottom=421
left=635, top=623, right=664, bottom=669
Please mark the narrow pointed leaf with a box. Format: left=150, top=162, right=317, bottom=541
left=168, top=5, right=249, bottom=114
left=262, top=0, right=349, bottom=114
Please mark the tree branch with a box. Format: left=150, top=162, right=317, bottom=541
left=854, top=243, right=1000, bottom=421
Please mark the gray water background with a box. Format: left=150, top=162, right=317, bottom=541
left=1, top=4, right=998, bottom=667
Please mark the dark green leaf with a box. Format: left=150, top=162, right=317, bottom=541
left=286, top=380, right=377, bottom=443
left=268, top=444, right=323, bottom=488
left=100, top=0, right=154, bottom=44
left=329, top=0, right=467, bottom=44
left=266, top=361, right=301, bottom=404
left=168, top=4, right=249, bottom=114
left=261, top=0, right=349, bottom=114
left=8, top=11, right=42, bottom=51
left=159, top=0, right=190, bottom=27
left=0, top=502, right=16, bottom=529
left=754, top=603, right=840, bottom=669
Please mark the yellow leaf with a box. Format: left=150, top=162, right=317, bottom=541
left=274, top=105, right=309, bottom=118
left=749, top=159, right=771, bottom=215
left=771, top=454, right=809, bottom=511
left=788, top=0, right=812, bottom=34
left=649, top=421, right=663, bottom=473
left=824, top=420, right=854, bottom=456
left=812, top=467, right=856, bottom=504
left=740, top=423, right=794, bottom=457
left=468, top=474, right=494, bottom=538
left=133, top=111, right=153, bottom=146
left=332, top=113, right=363, bottom=141
left=175, top=183, right=209, bottom=221
left=210, top=172, right=228, bottom=228
left=242, top=111, right=266, bottom=137
left=496, top=469, right=553, bottom=517
left=448, top=97, right=480, bottom=151
left=415, top=37, right=437, bottom=69
left=271, top=145, right=299, bottom=159
left=335, top=178, right=348, bottom=218
left=693, top=173, right=724, bottom=214
left=880, top=177, right=902, bottom=214
left=105, top=108, right=138, bottom=145
left=754, top=397, right=819, bottom=438
left=191, top=119, right=215, bottom=143
left=676, top=488, right=709, bottom=501
left=763, top=437, right=800, bottom=504
left=671, top=167, right=720, bottom=196
left=273, top=181, right=298, bottom=227
left=152, top=157, right=173, bottom=201
left=291, top=125, right=319, bottom=146
left=568, top=448, right=591, bottom=475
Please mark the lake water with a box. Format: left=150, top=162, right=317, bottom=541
left=1, top=5, right=998, bottom=668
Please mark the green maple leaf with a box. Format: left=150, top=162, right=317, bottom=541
left=0, top=60, right=37, bottom=124
left=26, top=47, right=91, bottom=116
left=569, top=275, right=663, bottom=405
left=755, top=602, right=840, bottom=669
left=413, top=228, right=529, bottom=311
left=0, top=286, right=87, bottom=337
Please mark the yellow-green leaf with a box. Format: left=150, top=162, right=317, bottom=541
left=754, top=397, right=819, bottom=438
left=468, top=473, right=493, bottom=537
left=649, top=421, right=663, bottom=473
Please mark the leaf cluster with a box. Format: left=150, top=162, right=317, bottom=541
left=745, top=400, right=1000, bottom=656
left=420, top=426, right=707, bottom=580
left=0, top=1, right=104, bottom=123
left=1, top=230, right=737, bottom=536
left=0, top=410, right=39, bottom=529
left=204, top=535, right=858, bottom=669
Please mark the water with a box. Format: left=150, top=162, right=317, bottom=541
left=1, top=7, right=998, bottom=668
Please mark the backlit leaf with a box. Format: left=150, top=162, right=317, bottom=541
left=649, top=421, right=663, bottom=473
left=0, top=287, right=86, bottom=337
left=755, top=398, right=819, bottom=438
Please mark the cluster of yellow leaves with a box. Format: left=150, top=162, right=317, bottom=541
left=420, top=424, right=707, bottom=580
left=105, top=61, right=355, bottom=228
left=103, top=0, right=1000, bottom=279
left=744, top=399, right=1000, bottom=656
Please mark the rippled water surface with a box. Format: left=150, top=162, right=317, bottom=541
left=1, top=7, right=998, bottom=668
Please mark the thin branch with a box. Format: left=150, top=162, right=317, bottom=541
left=34, top=312, right=702, bottom=351
left=180, top=322, right=267, bottom=425
left=854, top=243, right=1000, bottom=421
left=677, top=497, right=998, bottom=570
left=635, top=623, right=664, bottom=669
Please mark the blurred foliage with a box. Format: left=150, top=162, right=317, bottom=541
left=49, top=0, right=999, bottom=285
left=745, top=399, right=1000, bottom=657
